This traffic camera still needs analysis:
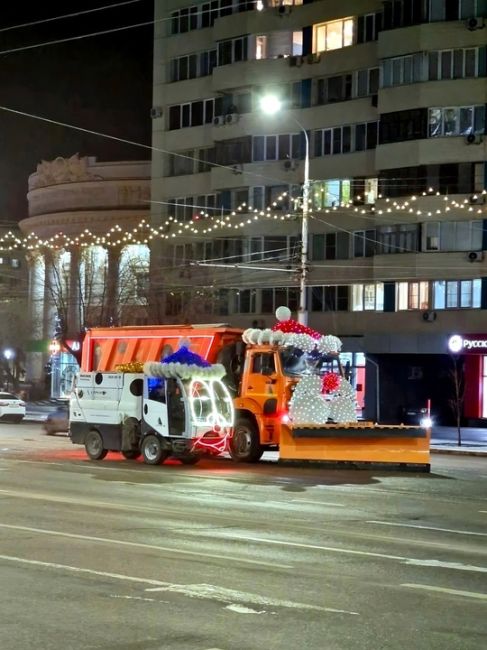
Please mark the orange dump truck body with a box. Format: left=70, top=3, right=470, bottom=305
left=80, top=324, right=244, bottom=372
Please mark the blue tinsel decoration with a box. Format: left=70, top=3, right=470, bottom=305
left=161, top=346, right=211, bottom=368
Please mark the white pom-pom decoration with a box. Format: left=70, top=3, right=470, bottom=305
left=275, top=305, right=292, bottom=322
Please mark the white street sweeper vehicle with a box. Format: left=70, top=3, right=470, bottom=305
left=69, top=348, right=234, bottom=465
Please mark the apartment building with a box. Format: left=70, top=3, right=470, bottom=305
left=151, top=0, right=487, bottom=424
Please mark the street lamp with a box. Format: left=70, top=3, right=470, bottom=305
left=3, top=348, right=15, bottom=392
left=260, top=95, right=310, bottom=325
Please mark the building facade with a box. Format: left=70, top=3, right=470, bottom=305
left=151, top=0, right=487, bottom=424
left=19, top=155, right=151, bottom=397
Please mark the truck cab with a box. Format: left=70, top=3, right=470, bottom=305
left=230, top=344, right=342, bottom=462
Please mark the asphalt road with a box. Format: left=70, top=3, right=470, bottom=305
left=0, top=422, right=486, bottom=650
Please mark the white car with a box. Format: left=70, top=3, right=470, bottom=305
left=0, top=392, right=26, bottom=423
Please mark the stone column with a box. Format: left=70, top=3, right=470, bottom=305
left=68, top=246, right=81, bottom=336
left=105, top=245, right=121, bottom=326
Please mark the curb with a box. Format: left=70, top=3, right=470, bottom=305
left=431, top=448, right=487, bottom=457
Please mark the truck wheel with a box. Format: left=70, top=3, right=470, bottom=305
left=121, top=449, right=141, bottom=460
left=141, top=434, right=169, bottom=465
left=230, top=419, right=263, bottom=463
left=177, top=453, right=200, bottom=465
left=85, top=430, right=107, bottom=460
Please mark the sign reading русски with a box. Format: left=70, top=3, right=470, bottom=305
left=448, top=334, right=487, bottom=354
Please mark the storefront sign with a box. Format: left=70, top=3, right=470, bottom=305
left=448, top=334, right=487, bottom=354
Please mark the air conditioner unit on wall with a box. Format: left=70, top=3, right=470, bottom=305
left=150, top=106, right=163, bottom=119
left=283, top=159, right=297, bottom=171
left=465, top=16, right=485, bottom=30
left=422, top=310, right=437, bottom=322
left=465, top=133, right=483, bottom=144
left=467, top=251, right=484, bottom=262
left=213, top=115, right=224, bottom=126
left=469, top=193, right=486, bottom=204
left=225, top=112, right=239, bottom=125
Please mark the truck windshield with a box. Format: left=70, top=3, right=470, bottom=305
left=188, top=378, right=234, bottom=427
left=211, top=379, right=234, bottom=426
left=189, top=381, right=213, bottom=423
left=280, top=348, right=343, bottom=377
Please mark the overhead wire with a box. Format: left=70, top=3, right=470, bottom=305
left=0, top=0, right=148, bottom=33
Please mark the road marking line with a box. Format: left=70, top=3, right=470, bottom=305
left=290, top=499, right=345, bottom=507
left=401, top=583, right=487, bottom=600
left=144, top=583, right=358, bottom=615
left=0, top=523, right=292, bottom=569
left=366, top=520, right=487, bottom=537
left=0, top=554, right=357, bottom=616
left=225, top=604, right=265, bottom=614
left=403, top=559, right=487, bottom=573
left=215, top=533, right=487, bottom=573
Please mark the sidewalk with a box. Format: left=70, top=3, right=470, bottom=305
left=430, top=426, right=487, bottom=456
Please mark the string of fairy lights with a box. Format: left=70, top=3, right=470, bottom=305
left=2, top=186, right=486, bottom=254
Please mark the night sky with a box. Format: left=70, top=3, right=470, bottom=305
left=0, top=0, right=153, bottom=222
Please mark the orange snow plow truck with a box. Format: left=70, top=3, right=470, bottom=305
left=79, top=322, right=430, bottom=469
left=80, top=323, right=295, bottom=462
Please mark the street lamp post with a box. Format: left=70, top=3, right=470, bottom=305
left=3, top=348, right=15, bottom=392
left=260, top=95, right=310, bottom=325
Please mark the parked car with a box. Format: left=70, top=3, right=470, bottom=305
left=0, top=392, right=26, bottom=423
left=43, top=404, right=69, bottom=435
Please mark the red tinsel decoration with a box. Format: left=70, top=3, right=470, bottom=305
left=322, top=372, right=340, bottom=393
left=271, top=319, right=321, bottom=340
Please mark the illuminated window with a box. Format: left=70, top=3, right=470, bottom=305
left=352, top=283, right=384, bottom=311
left=397, top=281, right=429, bottom=310
left=428, top=106, right=485, bottom=137
left=255, top=35, right=267, bottom=59
left=433, top=279, right=481, bottom=309
left=314, top=18, right=354, bottom=53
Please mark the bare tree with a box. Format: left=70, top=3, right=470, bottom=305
left=0, top=297, right=30, bottom=392
left=37, top=245, right=149, bottom=364
left=448, top=355, right=465, bottom=447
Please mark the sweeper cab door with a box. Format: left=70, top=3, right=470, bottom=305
left=143, top=376, right=189, bottom=437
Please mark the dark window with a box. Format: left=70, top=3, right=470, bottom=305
left=204, top=99, right=214, bottom=124
left=326, top=233, right=337, bottom=259
left=177, top=57, right=187, bottom=81
left=171, top=12, right=179, bottom=35
left=169, top=105, right=180, bottom=130
left=337, top=286, right=349, bottom=310
left=219, top=40, right=232, bottom=65
left=312, top=234, right=325, bottom=260
left=333, top=128, right=342, bottom=154
left=342, top=126, right=351, bottom=153
left=182, top=103, right=191, bottom=128
left=188, top=54, right=197, bottom=79
left=192, top=101, right=203, bottom=126
left=317, top=78, right=325, bottom=104
left=365, top=13, right=375, bottom=40
left=379, top=109, right=427, bottom=144
left=180, top=8, right=189, bottom=33
left=355, top=123, right=366, bottom=151
left=366, top=121, right=378, bottom=149
left=190, top=6, right=198, bottom=30
left=201, top=3, right=210, bottom=28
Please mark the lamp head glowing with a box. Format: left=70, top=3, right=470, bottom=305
left=260, top=95, right=282, bottom=115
